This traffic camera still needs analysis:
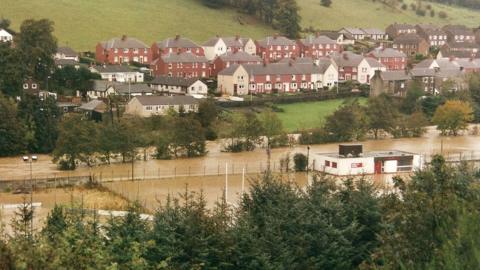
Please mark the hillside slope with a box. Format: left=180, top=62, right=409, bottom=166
left=2, top=0, right=480, bottom=51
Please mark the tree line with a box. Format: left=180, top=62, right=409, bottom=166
left=199, top=0, right=302, bottom=39
left=0, top=155, right=479, bottom=269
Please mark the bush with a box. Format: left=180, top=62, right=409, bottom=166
left=430, top=9, right=435, bottom=17
left=294, top=153, right=308, bottom=172
left=298, top=128, right=330, bottom=145
left=439, top=11, right=448, bottom=19
left=401, top=3, right=408, bottom=10
left=320, top=0, right=332, bottom=7
left=416, top=9, right=426, bottom=16
left=410, top=3, right=416, bottom=10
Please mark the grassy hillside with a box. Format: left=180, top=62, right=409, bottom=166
left=2, top=0, right=480, bottom=51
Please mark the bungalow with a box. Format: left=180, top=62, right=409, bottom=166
left=125, top=95, right=200, bottom=117
left=415, top=24, right=447, bottom=47
left=150, top=52, right=210, bottom=78
left=85, top=80, right=152, bottom=98
left=392, top=33, right=429, bottom=56
left=0, top=28, right=13, bottom=43
left=370, top=70, right=411, bottom=97
left=96, top=35, right=151, bottom=64
left=368, top=47, right=407, bottom=70
left=151, top=35, right=204, bottom=60
left=362, top=28, right=388, bottom=40
left=79, top=99, right=107, bottom=121
left=318, top=31, right=355, bottom=45
left=149, top=76, right=208, bottom=96
left=86, top=80, right=117, bottom=99
left=385, top=23, right=417, bottom=39
left=339, top=28, right=366, bottom=40
left=256, top=35, right=299, bottom=62
left=297, top=34, right=340, bottom=58
left=89, top=65, right=144, bottom=82
left=212, top=51, right=262, bottom=76
left=443, top=25, right=476, bottom=44
left=55, top=47, right=79, bottom=62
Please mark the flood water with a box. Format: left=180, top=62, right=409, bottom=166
left=0, top=126, right=479, bottom=181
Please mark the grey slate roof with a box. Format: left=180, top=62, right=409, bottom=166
left=340, top=28, right=365, bottom=35
left=318, top=31, right=353, bottom=40
left=156, top=36, right=201, bottom=49
left=100, top=36, right=148, bottom=49
left=218, top=51, right=262, bottom=62
left=416, top=24, right=446, bottom=36
left=150, top=76, right=201, bottom=87
left=161, top=52, right=208, bottom=63
left=221, top=37, right=245, bottom=47
left=114, top=84, right=153, bottom=95
left=369, top=47, right=406, bottom=58
left=393, top=33, right=424, bottom=44
left=330, top=51, right=364, bottom=67
left=219, top=61, right=333, bottom=76
left=300, top=35, right=336, bottom=46
left=362, top=28, right=385, bottom=35
left=256, top=35, right=296, bottom=47
left=443, top=25, right=474, bottom=36
left=364, top=57, right=385, bottom=68
left=278, top=57, right=315, bottom=64
left=380, top=71, right=410, bottom=81
left=134, top=95, right=199, bottom=106
left=410, top=68, right=436, bottom=77
left=414, top=59, right=436, bottom=69
left=57, top=46, right=78, bottom=57
left=55, top=59, right=79, bottom=66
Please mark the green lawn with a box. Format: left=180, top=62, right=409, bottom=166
left=276, top=98, right=367, bottom=132
left=2, top=0, right=480, bottom=51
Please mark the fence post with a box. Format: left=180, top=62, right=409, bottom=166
left=204, top=166, right=206, bottom=176
left=218, top=163, right=220, bottom=176
left=232, top=164, right=235, bottom=175
left=174, top=167, right=176, bottom=179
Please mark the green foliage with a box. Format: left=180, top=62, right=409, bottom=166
left=321, top=0, right=332, bottom=7
left=432, top=100, right=474, bottom=136
left=324, top=99, right=368, bottom=142
left=401, top=82, right=424, bottom=114
left=224, top=112, right=263, bottom=152
left=365, top=94, right=399, bottom=139
left=0, top=94, right=26, bottom=156
left=293, top=153, right=307, bottom=171
left=260, top=109, right=285, bottom=148
left=50, top=66, right=100, bottom=96
left=0, top=42, right=26, bottom=96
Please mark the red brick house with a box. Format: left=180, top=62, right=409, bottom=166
left=368, top=47, right=407, bottom=70
left=256, top=35, right=299, bottom=62
left=212, top=51, right=262, bottom=76
left=386, top=23, right=417, bottom=39
left=150, top=52, right=210, bottom=78
left=392, top=34, right=429, bottom=56
left=443, top=25, right=476, bottom=43
left=96, top=35, right=151, bottom=64
left=297, top=34, right=341, bottom=58
left=151, top=35, right=204, bottom=60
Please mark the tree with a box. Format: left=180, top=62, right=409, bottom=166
left=53, top=115, right=97, bottom=170
left=273, top=0, right=302, bottom=39
left=432, top=100, right=473, bottom=135
left=0, top=94, right=26, bottom=156
left=324, top=99, right=368, bottom=142
left=170, top=115, right=207, bottom=158
left=201, top=0, right=225, bottom=8
left=320, top=0, right=332, bottom=7
left=197, top=99, right=219, bottom=140
left=16, top=19, right=57, bottom=83
left=401, top=81, right=424, bottom=114
left=293, top=153, right=307, bottom=171
left=259, top=109, right=284, bottom=148
left=0, top=42, right=26, bottom=96
left=365, top=94, right=399, bottom=139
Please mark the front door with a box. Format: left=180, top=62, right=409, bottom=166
left=375, top=161, right=382, bottom=174
left=233, top=84, right=238, bottom=96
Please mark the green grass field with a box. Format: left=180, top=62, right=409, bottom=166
left=2, top=0, right=480, bottom=51
left=276, top=98, right=367, bottom=132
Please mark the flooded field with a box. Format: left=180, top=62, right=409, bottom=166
left=0, top=126, right=478, bottom=182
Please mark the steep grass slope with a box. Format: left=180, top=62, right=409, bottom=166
left=2, top=0, right=480, bottom=51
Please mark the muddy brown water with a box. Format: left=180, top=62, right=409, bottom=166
left=0, top=126, right=478, bottom=182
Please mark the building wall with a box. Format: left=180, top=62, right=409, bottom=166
left=99, top=72, right=144, bottom=82
left=299, top=42, right=340, bottom=58
left=125, top=99, right=199, bottom=117
left=203, top=39, right=227, bottom=61
left=96, top=43, right=151, bottom=64
left=151, top=58, right=210, bottom=78
left=314, top=155, right=375, bottom=176
left=256, top=43, right=300, bottom=62
left=187, top=81, right=208, bottom=95
left=151, top=43, right=205, bottom=60
left=217, top=66, right=249, bottom=95
left=243, top=39, right=257, bottom=55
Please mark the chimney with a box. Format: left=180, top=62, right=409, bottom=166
left=121, top=35, right=127, bottom=41
left=315, top=32, right=320, bottom=38
left=235, top=34, right=240, bottom=41
left=274, top=33, right=279, bottom=39
left=175, top=34, right=180, bottom=40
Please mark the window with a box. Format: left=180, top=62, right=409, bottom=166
left=146, top=106, right=153, bottom=111
left=291, top=82, right=297, bottom=89
left=277, top=46, right=281, bottom=51
left=32, top=84, right=37, bottom=89
left=123, top=48, right=129, bottom=53
left=291, top=75, right=296, bottom=80
left=266, top=75, right=271, bottom=81
left=133, top=48, right=139, bottom=54
left=332, top=162, right=337, bottom=168
left=114, top=48, right=118, bottom=53
left=325, top=160, right=330, bottom=167
left=23, top=84, right=28, bottom=89
left=284, top=45, right=289, bottom=50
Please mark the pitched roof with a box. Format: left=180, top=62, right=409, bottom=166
left=362, top=28, right=385, bottom=35
left=416, top=24, right=446, bottom=35
left=340, top=28, right=365, bottom=35
left=369, top=47, right=406, bottom=58
left=379, top=70, right=410, bottom=81
left=219, top=61, right=334, bottom=76
left=318, top=31, right=353, bottom=40
left=150, top=76, right=201, bottom=87
left=393, top=33, right=425, bottom=44
left=221, top=37, right=245, bottom=47
left=410, top=68, right=436, bottom=77
left=92, top=80, right=118, bottom=92
left=278, top=57, right=315, bottom=64
left=134, top=95, right=199, bottom=106
left=100, top=36, right=148, bottom=49
left=218, top=51, right=262, bottom=62
left=300, top=35, right=336, bottom=46
left=330, top=51, right=364, bottom=67
left=161, top=52, right=208, bottom=63
left=57, top=46, right=78, bottom=57
left=415, top=59, right=436, bottom=69
left=256, top=35, right=296, bottom=47
left=54, top=59, right=79, bottom=66
left=156, top=36, right=201, bottom=49
left=388, top=23, right=416, bottom=31
left=443, top=25, right=474, bottom=36
left=114, top=84, right=153, bottom=95
left=364, top=57, right=386, bottom=68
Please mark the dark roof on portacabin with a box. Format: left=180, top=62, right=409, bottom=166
left=150, top=76, right=201, bottom=87
left=135, top=95, right=199, bottom=106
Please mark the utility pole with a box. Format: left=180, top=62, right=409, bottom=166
left=225, top=162, right=228, bottom=203
left=306, top=146, right=311, bottom=179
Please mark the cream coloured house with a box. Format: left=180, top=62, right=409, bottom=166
left=217, top=64, right=249, bottom=95
left=125, top=95, right=200, bottom=117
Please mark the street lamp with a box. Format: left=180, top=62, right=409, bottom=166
left=306, top=146, right=311, bottom=176
left=22, top=155, right=37, bottom=235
